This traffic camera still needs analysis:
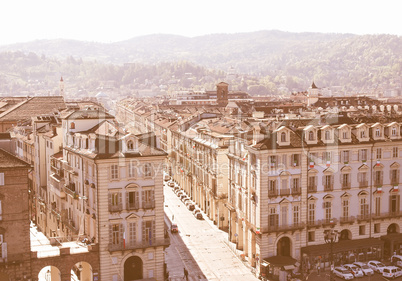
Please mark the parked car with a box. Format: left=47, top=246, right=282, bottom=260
left=179, top=194, right=188, bottom=201
left=186, top=202, right=195, bottom=211
left=194, top=212, right=203, bottom=220
left=391, top=255, right=402, bottom=267
left=193, top=208, right=201, bottom=215
left=343, top=264, right=364, bottom=277
left=352, top=262, right=374, bottom=276
left=367, top=260, right=386, bottom=273
left=181, top=197, right=190, bottom=204
left=168, top=181, right=175, bottom=188
left=382, top=266, right=402, bottom=279
left=176, top=191, right=184, bottom=197
left=332, top=267, right=354, bottom=280
left=171, top=223, right=178, bottom=233
left=164, top=175, right=170, bottom=181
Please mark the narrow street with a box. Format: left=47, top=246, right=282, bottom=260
left=164, top=181, right=259, bottom=281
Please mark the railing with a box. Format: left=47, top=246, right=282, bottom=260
left=307, top=220, right=322, bottom=228
left=64, top=184, right=78, bottom=199
left=143, top=201, right=155, bottom=209
left=359, top=181, right=368, bottom=188
left=108, top=238, right=170, bottom=252
left=357, top=214, right=370, bottom=221
left=280, top=189, right=290, bottom=196
left=307, top=185, right=317, bottom=193
left=127, top=202, right=140, bottom=210
left=374, top=181, right=383, bottom=188
left=266, top=222, right=305, bottom=232
left=391, top=181, right=399, bottom=187
left=372, top=211, right=402, bottom=220
left=62, top=218, right=79, bottom=234
left=109, top=204, right=123, bottom=212
left=340, top=216, right=355, bottom=224
left=322, top=218, right=338, bottom=226
left=268, top=189, right=278, bottom=198
left=51, top=206, right=61, bottom=218
left=324, top=184, right=333, bottom=191
left=63, top=161, right=76, bottom=174
left=342, top=183, right=351, bottom=190
left=292, top=188, right=301, bottom=196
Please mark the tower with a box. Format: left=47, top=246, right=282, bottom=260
left=59, top=76, right=64, bottom=96
left=216, top=82, right=229, bottom=106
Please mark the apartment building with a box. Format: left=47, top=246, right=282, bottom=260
left=226, top=116, right=402, bottom=279
left=0, top=148, right=32, bottom=280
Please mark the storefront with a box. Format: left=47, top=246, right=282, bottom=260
left=301, top=238, right=384, bottom=273
left=260, top=256, right=298, bottom=281
left=381, top=233, right=402, bottom=257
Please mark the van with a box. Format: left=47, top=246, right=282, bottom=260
left=391, top=255, right=402, bottom=267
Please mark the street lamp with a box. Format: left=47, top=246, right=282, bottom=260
left=324, top=228, right=338, bottom=281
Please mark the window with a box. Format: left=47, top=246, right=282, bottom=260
left=376, top=148, right=382, bottom=159
left=360, top=130, right=366, bottom=138
left=144, top=163, right=153, bottom=178
left=268, top=208, right=278, bottom=228
left=374, top=170, right=383, bottom=186
left=111, top=164, right=119, bottom=180
left=70, top=122, right=75, bottom=129
left=391, top=169, right=399, bottom=186
left=359, top=149, right=367, bottom=162
left=0, top=173, right=3, bottom=185
left=324, top=175, right=334, bottom=191
left=375, top=128, right=382, bottom=137
left=392, top=127, right=397, bottom=137
left=324, top=201, right=332, bottom=222
left=281, top=206, right=287, bottom=226
left=127, top=191, right=139, bottom=210
left=129, top=222, right=136, bottom=247
left=374, top=223, right=380, bottom=234
left=375, top=197, right=381, bottom=216
left=142, top=190, right=155, bottom=209
left=323, top=151, right=331, bottom=163
left=359, top=225, right=366, bottom=235
left=269, top=156, right=277, bottom=168
left=359, top=171, right=368, bottom=187
left=308, top=176, right=317, bottom=192
left=308, top=131, right=315, bottom=141
left=360, top=198, right=369, bottom=218
left=389, top=195, right=400, bottom=215
left=325, top=130, right=331, bottom=140
left=142, top=221, right=155, bottom=244
left=393, top=147, right=399, bottom=158
left=293, top=205, right=299, bottom=225
left=0, top=234, right=6, bottom=259
left=111, top=224, right=121, bottom=245
left=128, top=161, right=136, bottom=178
left=308, top=231, right=315, bottom=242
left=342, top=130, right=349, bottom=139
left=269, top=179, right=277, bottom=191
left=292, top=178, right=300, bottom=191
left=291, top=154, right=300, bottom=167
left=342, top=200, right=349, bottom=219
left=342, top=150, right=350, bottom=163
left=127, top=140, right=134, bottom=150
left=308, top=202, right=315, bottom=223
left=281, top=132, right=286, bottom=142
left=109, top=192, right=122, bottom=212
left=342, top=173, right=351, bottom=189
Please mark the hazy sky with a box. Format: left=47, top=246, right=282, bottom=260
left=1, top=0, right=400, bottom=45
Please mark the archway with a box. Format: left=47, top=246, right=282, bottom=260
left=339, top=229, right=352, bottom=241
left=387, top=223, right=400, bottom=234
left=71, top=262, right=93, bottom=281
left=277, top=236, right=291, bottom=256
left=38, top=266, right=61, bottom=281
left=124, top=256, right=143, bottom=281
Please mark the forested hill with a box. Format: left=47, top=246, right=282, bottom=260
left=0, top=30, right=400, bottom=93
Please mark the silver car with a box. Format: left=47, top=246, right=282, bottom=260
left=333, top=267, right=354, bottom=280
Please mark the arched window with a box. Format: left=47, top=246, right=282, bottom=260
left=70, top=122, right=75, bottom=129
left=281, top=132, right=286, bottom=142
left=127, top=140, right=134, bottom=150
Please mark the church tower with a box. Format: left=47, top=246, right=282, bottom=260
left=59, top=76, right=64, bottom=96
left=216, top=82, right=229, bottom=106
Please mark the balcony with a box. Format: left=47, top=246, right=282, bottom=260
left=340, top=216, right=355, bottom=224
left=64, top=183, right=78, bottom=199
left=127, top=202, right=140, bottom=210
left=280, top=189, right=290, bottom=196
left=307, top=220, right=322, bottom=228
left=62, top=217, right=79, bottom=234
left=62, top=161, right=76, bottom=175
left=143, top=201, right=155, bottom=209
left=291, top=188, right=301, bottom=196
left=357, top=214, right=370, bottom=222
left=373, top=211, right=402, bottom=220
left=324, top=184, right=333, bottom=192
left=359, top=181, right=368, bottom=188
left=341, top=183, right=351, bottom=190
left=322, top=218, right=338, bottom=226
left=108, top=238, right=170, bottom=252
left=109, top=203, right=123, bottom=213
left=307, top=185, right=317, bottom=193
left=374, top=181, right=383, bottom=188
left=268, top=189, right=278, bottom=198
left=266, top=222, right=306, bottom=233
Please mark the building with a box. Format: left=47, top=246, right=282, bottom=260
left=0, top=148, right=32, bottom=281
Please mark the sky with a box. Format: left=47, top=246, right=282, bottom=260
left=1, top=0, right=400, bottom=45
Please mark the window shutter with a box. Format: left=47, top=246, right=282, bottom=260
left=109, top=224, right=112, bottom=244
left=331, top=175, right=334, bottom=186
left=0, top=173, right=4, bottom=185
left=108, top=193, right=112, bottom=211
left=398, top=170, right=400, bottom=183
left=141, top=191, right=144, bottom=207
left=282, top=155, right=287, bottom=168
left=126, top=192, right=129, bottom=210
left=397, top=195, right=401, bottom=213
left=119, top=223, right=124, bottom=246
left=135, top=192, right=139, bottom=206
left=322, top=176, right=325, bottom=186
left=380, top=171, right=384, bottom=185
left=142, top=222, right=146, bottom=243
left=118, top=192, right=122, bottom=209
left=152, top=221, right=155, bottom=240
left=1, top=242, right=7, bottom=259
left=389, top=196, right=393, bottom=213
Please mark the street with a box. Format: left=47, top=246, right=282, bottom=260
left=164, top=182, right=259, bottom=281
left=308, top=270, right=402, bottom=281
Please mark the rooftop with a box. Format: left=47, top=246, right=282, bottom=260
left=0, top=148, right=30, bottom=169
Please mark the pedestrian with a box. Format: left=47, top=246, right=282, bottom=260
left=317, top=263, right=320, bottom=275
left=184, top=267, right=188, bottom=281
left=172, top=214, right=175, bottom=221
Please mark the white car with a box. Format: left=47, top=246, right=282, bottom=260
left=343, top=264, right=364, bottom=277
left=391, top=255, right=402, bottom=267
left=352, top=262, right=374, bottom=276
left=332, top=266, right=354, bottom=280
left=367, top=260, right=386, bottom=273
left=382, top=266, right=402, bottom=279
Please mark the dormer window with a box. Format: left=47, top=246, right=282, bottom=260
left=281, top=132, right=286, bottom=142
left=308, top=131, right=315, bottom=141
left=360, top=130, right=366, bottom=138
left=392, top=127, right=397, bottom=137
left=127, top=140, right=134, bottom=150
left=342, top=131, right=349, bottom=139
left=375, top=128, right=382, bottom=137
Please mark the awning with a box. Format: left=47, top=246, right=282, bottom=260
left=284, top=265, right=296, bottom=270
left=381, top=233, right=402, bottom=242
left=301, top=237, right=384, bottom=256
left=263, top=255, right=297, bottom=266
